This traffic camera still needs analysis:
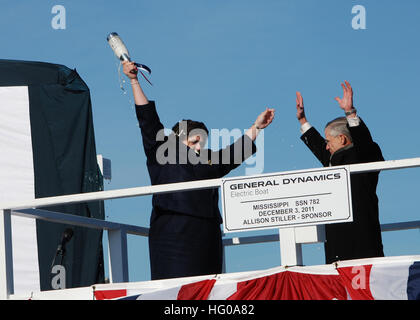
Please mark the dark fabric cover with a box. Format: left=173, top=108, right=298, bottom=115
left=0, top=59, right=105, bottom=290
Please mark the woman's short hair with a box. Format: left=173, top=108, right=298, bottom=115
left=325, top=117, right=352, bottom=142
left=172, top=119, right=209, bottom=139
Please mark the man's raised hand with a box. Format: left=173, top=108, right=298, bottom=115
left=334, top=80, right=354, bottom=112
left=296, top=91, right=307, bottom=125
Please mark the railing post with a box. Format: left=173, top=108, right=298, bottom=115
left=107, top=228, right=129, bottom=283
left=0, top=209, right=14, bottom=299
left=279, top=228, right=303, bottom=266
left=222, top=231, right=227, bottom=273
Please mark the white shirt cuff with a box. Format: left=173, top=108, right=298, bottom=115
left=346, top=115, right=360, bottom=127
left=300, top=122, right=312, bottom=134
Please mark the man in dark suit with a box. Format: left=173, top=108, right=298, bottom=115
left=123, top=61, right=275, bottom=280
left=295, top=81, right=384, bottom=264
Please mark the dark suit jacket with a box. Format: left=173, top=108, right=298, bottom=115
left=136, top=101, right=257, bottom=223
left=301, top=118, right=385, bottom=263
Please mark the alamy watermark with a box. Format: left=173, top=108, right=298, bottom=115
left=351, top=265, right=367, bottom=290
left=51, top=265, right=66, bottom=289
left=352, top=5, right=366, bottom=30
left=155, top=123, right=265, bottom=176
left=51, top=5, right=66, bottom=30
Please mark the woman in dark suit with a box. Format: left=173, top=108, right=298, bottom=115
left=123, top=61, right=275, bottom=280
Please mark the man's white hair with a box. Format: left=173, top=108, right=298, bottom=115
left=325, top=117, right=352, bottom=142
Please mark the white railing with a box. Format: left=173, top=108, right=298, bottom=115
left=1, top=157, right=420, bottom=299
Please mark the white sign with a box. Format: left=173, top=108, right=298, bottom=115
left=221, top=166, right=353, bottom=233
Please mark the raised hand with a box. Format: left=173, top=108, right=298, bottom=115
left=335, top=80, right=354, bottom=112
left=245, top=107, right=275, bottom=141
left=122, top=61, right=149, bottom=105
left=122, top=61, right=138, bottom=79
left=255, top=108, right=275, bottom=129
left=296, top=91, right=307, bottom=125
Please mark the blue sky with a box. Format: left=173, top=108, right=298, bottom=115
left=2, top=0, right=420, bottom=282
